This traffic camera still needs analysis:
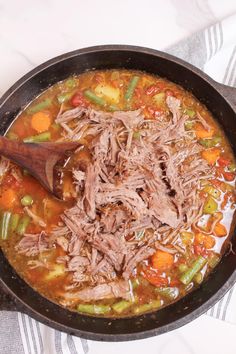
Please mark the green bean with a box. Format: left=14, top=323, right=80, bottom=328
left=133, top=300, right=162, bottom=315
left=16, top=215, right=31, bottom=235
left=9, top=213, right=20, bottom=232
left=21, top=195, right=33, bottom=206
left=57, top=92, right=73, bottom=104
left=208, top=254, right=220, bottom=268
left=77, top=304, right=111, bottom=315
left=28, top=98, right=52, bottom=114
left=112, top=300, right=133, bottom=314
left=199, top=136, right=221, bottom=148
left=23, top=131, right=51, bottom=143
left=155, top=287, right=179, bottom=300
left=0, top=212, right=12, bottom=240
left=124, top=76, right=140, bottom=101
left=84, top=90, right=106, bottom=106
left=180, top=256, right=207, bottom=285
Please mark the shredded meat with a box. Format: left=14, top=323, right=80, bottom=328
left=16, top=97, right=212, bottom=300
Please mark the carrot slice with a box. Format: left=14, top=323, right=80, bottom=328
left=201, top=148, right=220, bottom=165
left=152, top=250, right=174, bottom=271
left=195, top=123, right=214, bottom=139
left=0, top=189, right=18, bottom=209
left=195, top=232, right=215, bottom=249
left=31, top=111, right=51, bottom=133
left=214, top=222, right=227, bottom=237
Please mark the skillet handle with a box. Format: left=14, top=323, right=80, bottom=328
left=215, top=83, right=236, bottom=111
left=0, top=282, right=20, bottom=311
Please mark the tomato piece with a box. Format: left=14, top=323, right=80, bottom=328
left=142, top=266, right=168, bottom=287
left=71, top=92, right=89, bottom=107
left=223, top=171, right=235, bottom=181
left=194, top=245, right=209, bottom=257
left=218, top=157, right=230, bottom=167
left=146, top=85, right=160, bottom=96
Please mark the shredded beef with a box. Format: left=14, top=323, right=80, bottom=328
left=17, top=97, right=212, bottom=295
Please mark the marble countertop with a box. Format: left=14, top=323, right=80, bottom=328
left=0, top=0, right=236, bottom=353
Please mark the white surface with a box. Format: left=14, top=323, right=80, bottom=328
left=0, top=1, right=236, bottom=353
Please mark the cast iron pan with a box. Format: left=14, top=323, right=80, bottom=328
left=0, top=45, right=236, bottom=341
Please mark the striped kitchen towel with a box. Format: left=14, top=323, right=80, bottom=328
left=1, top=12, right=236, bottom=354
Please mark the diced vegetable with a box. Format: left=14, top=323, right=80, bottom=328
left=9, top=213, right=20, bottom=232
left=195, top=123, right=214, bottom=139
left=142, top=266, right=168, bottom=287
left=194, top=233, right=215, bottom=249
left=0, top=189, right=18, bottom=209
left=203, top=196, right=218, bottom=214
left=180, top=231, right=194, bottom=245
left=199, top=136, right=221, bottom=148
left=71, top=92, right=88, bottom=107
left=155, top=287, right=179, bottom=300
left=21, top=195, right=33, bottom=206
left=0, top=212, right=11, bottom=240
left=203, top=185, right=221, bottom=199
left=77, top=304, right=111, bottom=315
left=57, top=92, right=73, bottom=104
left=112, top=300, right=133, bottom=314
left=193, top=272, right=203, bottom=284
left=201, top=148, right=220, bottom=165
left=208, top=254, right=220, bottom=268
left=84, top=90, right=106, bottom=106
left=214, top=222, right=227, bottom=237
left=218, top=157, right=230, bottom=167
left=28, top=98, right=52, bottom=114
left=31, top=112, right=51, bottom=133
left=23, top=131, right=51, bottom=143
left=178, top=263, right=188, bottom=273
left=152, top=250, right=174, bottom=271
left=16, top=215, right=31, bottom=235
left=44, top=264, right=65, bottom=280
left=133, top=300, right=162, bottom=314
left=180, top=256, right=207, bottom=285
left=65, top=78, right=77, bottom=88
left=125, top=76, right=140, bottom=101
left=185, top=108, right=196, bottom=118
left=153, top=92, right=165, bottom=105
left=223, top=171, right=235, bottom=181
left=228, top=163, right=236, bottom=172
left=184, top=120, right=194, bottom=130
left=95, top=84, right=120, bottom=104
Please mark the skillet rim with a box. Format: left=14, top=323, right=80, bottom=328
left=0, top=44, right=236, bottom=341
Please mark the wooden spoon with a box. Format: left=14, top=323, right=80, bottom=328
left=0, top=136, right=81, bottom=199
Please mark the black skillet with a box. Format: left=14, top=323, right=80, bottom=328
left=0, top=45, right=236, bottom=341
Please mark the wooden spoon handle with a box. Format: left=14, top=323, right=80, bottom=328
left=0, top=136, right=80, bottom=197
